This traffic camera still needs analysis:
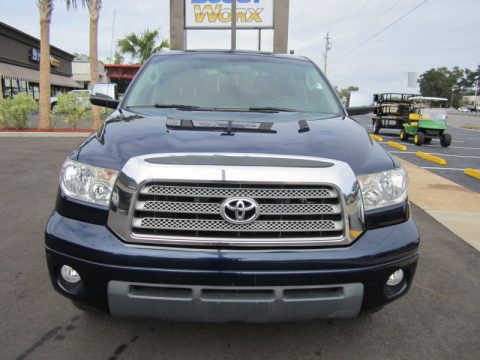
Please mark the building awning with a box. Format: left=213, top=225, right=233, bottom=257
left=0, top=62, right=81, bottom=88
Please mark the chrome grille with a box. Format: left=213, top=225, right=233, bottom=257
left=143, top=184, right=335, bottom=199
left=131, top=182, right=344, bottom=243
left=135, top=218, right=341, bottom=232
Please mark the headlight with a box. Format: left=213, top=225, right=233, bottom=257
left=60, top=159, right=119, bottom=207
left=357, top=168, right=408, bottom=211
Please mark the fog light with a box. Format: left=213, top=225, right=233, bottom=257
left=386, top=269, right=404, bottom=286
left=60, top=265, right=81, bottom=284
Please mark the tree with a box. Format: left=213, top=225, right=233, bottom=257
left=64, top=0, right=103, bottom=129
left=117, top=29, right=170, bottom=64
left=73, top=52, right=89, bottom=61
left=419, top=67, right=463, bottom=108
left=113, top=51, right=123, bottom=65
left=37, top=0, right=54, bottom=129
left=87, top=0, right=103, bottom=129
left=335, top=86, right=359, bottom=99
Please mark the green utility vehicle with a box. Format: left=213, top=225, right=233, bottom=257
left=399, top=97, right=452, bottom=147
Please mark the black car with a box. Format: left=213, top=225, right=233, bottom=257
left=45, top=51, right=419, bottom=322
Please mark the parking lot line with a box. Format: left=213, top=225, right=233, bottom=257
left=388, top=151, right=480, bottom=159
left=421, top=167, right=465, bottom=171
left=449, top=146, right=480, bottom=150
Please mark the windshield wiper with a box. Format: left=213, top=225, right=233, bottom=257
left=126, top=104, right=202, bottom=111
left=248, top=106, right=297, bottom=113
left=154, top=104, right=203, bottom=110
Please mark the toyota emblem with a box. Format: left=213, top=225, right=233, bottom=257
left=220, top=197, right=260, bottom=224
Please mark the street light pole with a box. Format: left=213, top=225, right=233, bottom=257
left=474, top=77, right=479, bottom=110
left=231, top=0, right=237, bottom=51
left=323, top=32, right=332, bottom=75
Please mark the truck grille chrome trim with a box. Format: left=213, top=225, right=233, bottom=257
left=134, top=217, right=342, bottom=233
left=132, top=182, right=344, bottom=240
left=107, top=153, right=366, bottom=247
left=142, top=184, right=336, bottom=199
left=135, top=201, right=341, bottom=216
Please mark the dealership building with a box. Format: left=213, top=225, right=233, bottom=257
left=0, top=22, right=80, bottom=100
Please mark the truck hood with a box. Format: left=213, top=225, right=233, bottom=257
left=72, top=110, right=395, bottom=175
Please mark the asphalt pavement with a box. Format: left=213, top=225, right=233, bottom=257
left=0, top=138, right=479, bottom=360
left=354, top=114, right=480, bottom=193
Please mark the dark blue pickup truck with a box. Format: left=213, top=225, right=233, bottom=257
left=45, top=51, right=419, bottom=322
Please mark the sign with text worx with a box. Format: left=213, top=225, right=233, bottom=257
left=185, top=0, right=274, bottom=29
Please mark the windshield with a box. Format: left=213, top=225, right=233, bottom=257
left=420, top=108, right=447, bottom=121
left=122, top=53, right=342, bottom=115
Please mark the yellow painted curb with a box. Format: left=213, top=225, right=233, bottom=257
left=369, top=134, right=383, bottom=142
left=387, top=141, right=407, bottom=151
left=416, top=151, right=448, bottom=165
left=464, top=168, right=480, bottom=180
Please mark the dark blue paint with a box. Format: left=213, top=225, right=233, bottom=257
left=72, top=111, right=394, bottom=176
left=46, top=51, right=419, bottom=318
left=45, top=212, right=419, bottom=314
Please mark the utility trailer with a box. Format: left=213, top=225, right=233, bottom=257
left=372, top=93, right=418, bottom=134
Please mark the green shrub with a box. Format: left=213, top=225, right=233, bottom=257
left=0, top=98, right=5, bottom=126
left=53, top=92, right=89, bottom=129
left=0, top=94, right=37, bottom=129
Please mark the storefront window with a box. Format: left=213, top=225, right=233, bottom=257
left=2, top=78, right=18, bottom=98
left=18, top=80, right=28, bottom=95
left=29, top=83, right=40, bottom=100
left=2, top=77, right=75, bottom=100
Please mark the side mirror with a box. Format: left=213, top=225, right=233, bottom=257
left=90, top=83, right=119, bottom=109
left=90, top=96, right=120, bottom=109
left=346, top=106, right=374, bottom=116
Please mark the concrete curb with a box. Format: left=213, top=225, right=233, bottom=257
left=0, top=132, right=92, bottom=138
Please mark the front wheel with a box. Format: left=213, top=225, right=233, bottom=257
left=440, top=133, right=452, bottom=147
left=373, top=119, right=382, bottom=134
left=414, top=132, right=425, bottom=146
left=399, top=129, right=409, bottom=141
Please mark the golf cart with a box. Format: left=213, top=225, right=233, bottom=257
left=372, top=93, right=417, bottom=134
left=399, top=96, right=452, bottom=147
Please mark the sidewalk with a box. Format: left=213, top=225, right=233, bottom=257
left=400, top=158, right=480, bottom=251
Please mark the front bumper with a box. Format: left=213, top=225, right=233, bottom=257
left=45, top=211, right=419, bottom=322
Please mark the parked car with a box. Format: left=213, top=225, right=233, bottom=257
left=45, top=51, right=419, bottom=322
left=50, top=89, right=91, bottom=110
left=457, top=107, right=470, bottom=113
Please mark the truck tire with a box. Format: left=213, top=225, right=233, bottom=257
left=440, top=133, right=452, bottom=147
left=373, top=119, right=382, bottom=134
left=414, top=132, right=424, bottom=146
left=399, top=129, right=409, bottom=141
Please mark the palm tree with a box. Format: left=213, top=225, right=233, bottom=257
left=37, top=0, right=54, bottom=129
left=86, top=0, right=102, bottom=129
left=64, top=0, right=102, bottom=129
left=117, top=29, right=170, bottom=65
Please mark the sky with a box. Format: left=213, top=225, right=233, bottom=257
left=1, top=0, right=479, bottom=97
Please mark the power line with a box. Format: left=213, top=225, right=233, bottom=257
left=331, top=0, right=373, bottom=34
left=331, top=0, right=430, bottom=63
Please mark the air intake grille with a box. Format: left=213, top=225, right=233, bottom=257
left=131, top=182, right=344, bottom=243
